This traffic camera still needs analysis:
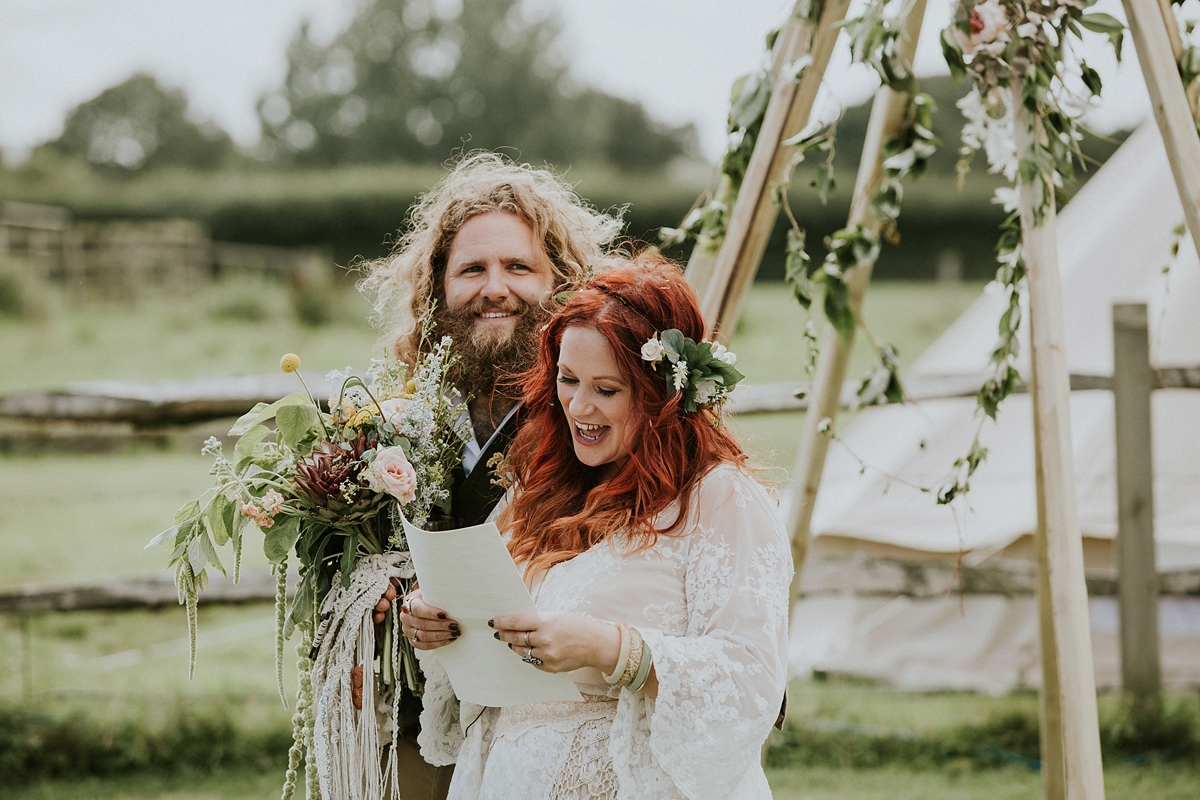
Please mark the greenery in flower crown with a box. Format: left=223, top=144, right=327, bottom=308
left=640, top=329, right=745, bottom=413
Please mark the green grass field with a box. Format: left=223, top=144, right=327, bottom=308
left=6, top=757, right=1199, bottom=799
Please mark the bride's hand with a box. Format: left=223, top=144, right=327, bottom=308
left=489, top=612, right=622, bottom=675
left=399, top=588, right=460, bottom=650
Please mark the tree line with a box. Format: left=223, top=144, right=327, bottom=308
left=40, top=0, right=696, bottom=174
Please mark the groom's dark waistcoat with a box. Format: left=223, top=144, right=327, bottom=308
left=449, top=405, right=523, bottom=528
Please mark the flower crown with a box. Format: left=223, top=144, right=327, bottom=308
left=640, top=330, right=745, bottom=412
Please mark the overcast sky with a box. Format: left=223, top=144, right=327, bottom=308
left=0, top=0, right=1155, bottom=164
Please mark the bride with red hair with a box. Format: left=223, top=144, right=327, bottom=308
left=401, top=255, right=791, bottom=799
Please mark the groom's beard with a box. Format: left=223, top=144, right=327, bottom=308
left=433, top=298, right=550, bottom=400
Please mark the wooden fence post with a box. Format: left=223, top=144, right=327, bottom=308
left=1112, top=302, right=1162, bottom=709
left=20, top=614, right=34, bottom=697
left=784, top=0, right=929, bottom=602
left=1017, top=95, right=1106, bottom=800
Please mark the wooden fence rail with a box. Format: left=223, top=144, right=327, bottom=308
left=0, top=572, right=287, bottom=615
left=4, top=369, right=1198, bottom=428
left=3, top=559, right=1198, bottom=618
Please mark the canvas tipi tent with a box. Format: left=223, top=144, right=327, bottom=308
left=790, top=122, right=1200, bottom=692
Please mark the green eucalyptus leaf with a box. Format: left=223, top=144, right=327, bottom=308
left=198, top=531, right=226, bottom=576
left=284, top=574, right=315, bottom=639
left=940, top=28, right=966, bottom=81
left=187, top=536, right=208, bottom=577
left=277, top=404, right=322, bottom=450
left=207, top=495, right=231, bottom=547
left=229, top=392, right=313, bottom=436
left=340, top=532, right=359, bottom=588
left=263, top=514, right=302, bottom=565
left=823, top=281, right=857, bottom=342
left=145, top=524, right=178, bottom=550
left=660, top=329, right=687, bottom=357
left=709, top=361, right=745, bottom=386
left=174, top=500, right=202, bottom=525
left=234, top=425, right=272, bottom=471
left=1078, top=12, right=1124, bottom=34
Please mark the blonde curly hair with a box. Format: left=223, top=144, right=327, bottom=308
left=359, top=152, right=625, bottom=364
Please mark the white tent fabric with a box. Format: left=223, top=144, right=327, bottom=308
left=805, top=122, right=1200, bottom=569
left=791, top=123, right=1200, bottom=690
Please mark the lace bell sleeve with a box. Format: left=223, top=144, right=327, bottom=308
left=612, top=466, right=792, bottom=799
left=414, top=648, right=463, bottom=766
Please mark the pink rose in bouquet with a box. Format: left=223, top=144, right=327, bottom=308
left=368, top=446, right=418, bottom=503
left=378, top=397, right=412, bottom=425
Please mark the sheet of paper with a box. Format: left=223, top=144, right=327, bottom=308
left=402, top=516, right=582, bottom=707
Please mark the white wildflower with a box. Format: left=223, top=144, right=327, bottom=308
left=993, top=186, right=1021, bottom=213
left=672, top=360, right=690, bottom=392
left=957, top=89, right=1019, bottom=182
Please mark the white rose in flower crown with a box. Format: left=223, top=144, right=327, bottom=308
left=641, top=337, right=667, bottom=364
left=367, top=446, right=418, bottom=504
left=710, top=343, right=738, bottom=367
left=378, top=397, right=412, bottom=425
left=692, top=379, right=720, bottom=407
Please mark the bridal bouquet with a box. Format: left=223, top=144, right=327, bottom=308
left=151, top=332, right=470, bottom=799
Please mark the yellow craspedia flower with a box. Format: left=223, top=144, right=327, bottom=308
left=405, top=379, right=417, bottom=395
left=348, top=405, right=379, bottom=428
left=280, top=353, right=301, bottom=373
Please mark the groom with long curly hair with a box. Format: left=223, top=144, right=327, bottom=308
left=357, top=152, right=623, bottom=798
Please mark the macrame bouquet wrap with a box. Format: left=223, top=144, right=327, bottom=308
left=311, top=551, right=414, bottom=800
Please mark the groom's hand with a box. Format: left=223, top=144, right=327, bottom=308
left=372, top=579, right=400, bottom=624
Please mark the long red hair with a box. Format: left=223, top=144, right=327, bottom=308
left=499, top=253, right=748, bottom=576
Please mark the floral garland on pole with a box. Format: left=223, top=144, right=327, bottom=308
left=934, top=0, right=1123, bottom=503
left=783, top=0, right=938, bottom=407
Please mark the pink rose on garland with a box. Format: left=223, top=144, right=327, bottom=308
left=957, top=0, right=1010, bottom=56
left=368, top=446, right=418, bottom=504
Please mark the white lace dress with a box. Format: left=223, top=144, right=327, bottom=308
left=415, top=463, right=792, bottom=800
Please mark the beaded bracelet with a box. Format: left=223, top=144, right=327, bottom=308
left=602, top=622, right=632, bottom=685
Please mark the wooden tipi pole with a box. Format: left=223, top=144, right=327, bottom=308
left=1015, top=98, right=1106, bottom=800
left=1124, top=0, right=1200, bottom=260
left=784, top=0, right=928, bottom=601
left=686, top=0, right=852, bottom=327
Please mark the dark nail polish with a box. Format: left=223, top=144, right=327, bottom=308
left=494, top=631, right=500, bottom=639
left=437, top=612, right=446, bottom=620
left=487, top=619, right=495, bottom=627
left=448, top=623, right=459, bottom=632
